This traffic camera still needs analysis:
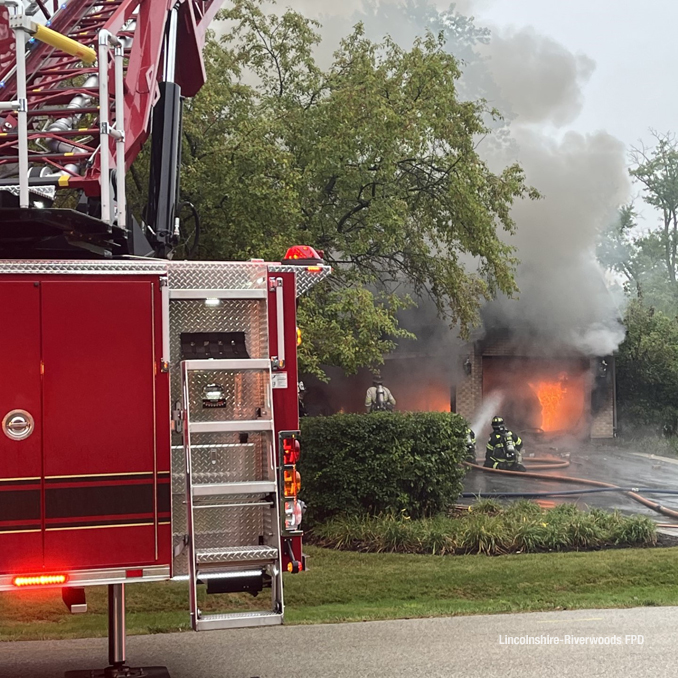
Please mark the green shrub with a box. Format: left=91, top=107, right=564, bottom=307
left=312, top=501, right=658, bottom=556
left=299, top=412, right=467, bottom=523
left=611, top=514, right=657, bottom=546
left=469, top=498, right=503, bottom=515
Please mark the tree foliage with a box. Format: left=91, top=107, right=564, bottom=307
left=598, top=132, right=678, bottom=431
left=599, top=132, right=678, bottom=313
left=630, top=132, right=678, bottom=286
left=615, top=301, right=678, bottom=433
left=597, top=204, right=673, bottom=307
left=131, top=0, right=538, bottom=378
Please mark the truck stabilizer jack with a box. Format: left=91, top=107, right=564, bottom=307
left=64, top=584, right=170, bottom=678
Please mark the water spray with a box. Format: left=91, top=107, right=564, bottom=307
left=471, top=391, right=505, bottom=434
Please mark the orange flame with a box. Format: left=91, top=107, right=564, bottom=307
left=528, top=376, right=568, bottom=432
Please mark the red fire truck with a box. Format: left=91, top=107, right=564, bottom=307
left=0, top=2, right=329, bottom=676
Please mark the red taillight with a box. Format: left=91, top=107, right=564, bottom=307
left=13, top=574, right=68, bottom=587
left=283, top=437, right=300, bottom=465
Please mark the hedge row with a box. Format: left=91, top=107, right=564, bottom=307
left=312, top=501, right=658, bottom=555
left=298, top=411, right=467, bottom=524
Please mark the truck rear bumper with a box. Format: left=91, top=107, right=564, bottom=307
left=0, top=564, right=170, bottom=592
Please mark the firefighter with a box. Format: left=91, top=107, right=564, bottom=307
left=465, top=428, right=477, bottom=462
left=485, top=416, right=526, bottom=471
left=365, top=377, right=396, bottom=412
left=298, top=380, right=308, bottom=418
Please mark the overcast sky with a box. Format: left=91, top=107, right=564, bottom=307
left=473, top=0, right=677, bottom=151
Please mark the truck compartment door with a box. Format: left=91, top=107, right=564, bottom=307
left=0, top=282, right=43, bottom=573
left=41, top=280, right=159, bottom=570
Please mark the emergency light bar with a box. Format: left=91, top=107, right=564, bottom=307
left=283, top=245, right=324, bottom=266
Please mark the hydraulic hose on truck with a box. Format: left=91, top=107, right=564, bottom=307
left=463, top=458, right=678, bottom=521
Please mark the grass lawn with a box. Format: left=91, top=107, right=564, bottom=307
left=2, top=545, right=678, bottom=641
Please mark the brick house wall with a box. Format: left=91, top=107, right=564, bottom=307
left=455, top=352, right=482, bottom=421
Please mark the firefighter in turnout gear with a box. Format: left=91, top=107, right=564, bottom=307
left=298, top=381, right=308, bottom=418
left=365, top=377, right=396, bottom=412
left=485, top=416, right=526, bottom=471
left=465, top=428, right=477, bottom=462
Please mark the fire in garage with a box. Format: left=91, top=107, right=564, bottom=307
left=456, top=332, right=615, bottom=439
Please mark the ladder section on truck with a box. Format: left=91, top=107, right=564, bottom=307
left=181, top=358, right=283, bottom=631
left=167, top=264, right=283, bottom=632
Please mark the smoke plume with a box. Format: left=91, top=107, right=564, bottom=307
left=483, top=127, right=629, bottom=356
left=263, top=1, right=632, bottom=420
left=279, top=0, right=630, bottom=360
left=481, top=27, right=595, bottom=127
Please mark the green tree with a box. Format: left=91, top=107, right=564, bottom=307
left=615, top=300, right=678, bottom=433
left=130, top=0, right=538, bottom=378
left=597, top=133, right=678, bottom=432
left=630, top=132, right=678, bottom=287
left=598, top=133, right=678, bottom=314
left=597, top=204, right=670, bottom=305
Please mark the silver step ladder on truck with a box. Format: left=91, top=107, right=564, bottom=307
left=168, top=262, right=285, bottom=631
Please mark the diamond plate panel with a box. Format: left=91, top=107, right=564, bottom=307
left=192, top=502, right=273, bottom=551
left=173, top=436, right=272, bottom=485
left=268, top=264, right=331, bottom=296
left=0, top=259, right=167, bottom=275
left=170, top=299, right=268, bottom=361
left=167, top=261, right=268, bottom=290
left=196, top=545, right=278, bottom=563
left=172, top=489, right=189, bottom=576
left=1, top=185, right=57, bottom=200
left=169, top=299, right=269, bottom=412
left=187, top=370, right=270, bottom=422
left=173, top=489, right=188, bottom=533
left=173, top=549, right=189, bottom=577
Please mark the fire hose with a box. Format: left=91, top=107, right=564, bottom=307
left=463, top=458, right=678, bottom=521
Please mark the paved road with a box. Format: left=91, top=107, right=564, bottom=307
left=1, top=606, right=674, bottom=678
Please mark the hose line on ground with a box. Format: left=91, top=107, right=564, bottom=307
left=463, top=458, right=678, bottom=521
left=461, top=487, right=678, bottom=498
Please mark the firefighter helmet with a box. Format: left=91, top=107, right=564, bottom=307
left=491, top=416, right=505, bottom=430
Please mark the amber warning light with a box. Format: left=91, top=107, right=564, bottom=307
left=13, top=574, right=68, bottom=587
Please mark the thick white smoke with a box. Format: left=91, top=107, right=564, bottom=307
left=481, top=27, right=595, bottom=127
left=277, top=0, right=631, bottom=356
left=483, top=128, right=629, bottom=356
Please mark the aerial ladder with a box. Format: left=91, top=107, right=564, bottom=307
left=0, top=0, right=220, bottom=257
left=0, top=3, right=329, bottom=677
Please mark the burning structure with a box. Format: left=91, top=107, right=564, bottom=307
left=456, top=330, right=615, bottom=439
left=306, top=319, right=616, bottom=441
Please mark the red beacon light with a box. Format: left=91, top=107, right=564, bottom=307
left=283, top=437, right=300, bottom=465
left=283, top=245, right=324, bottom=266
